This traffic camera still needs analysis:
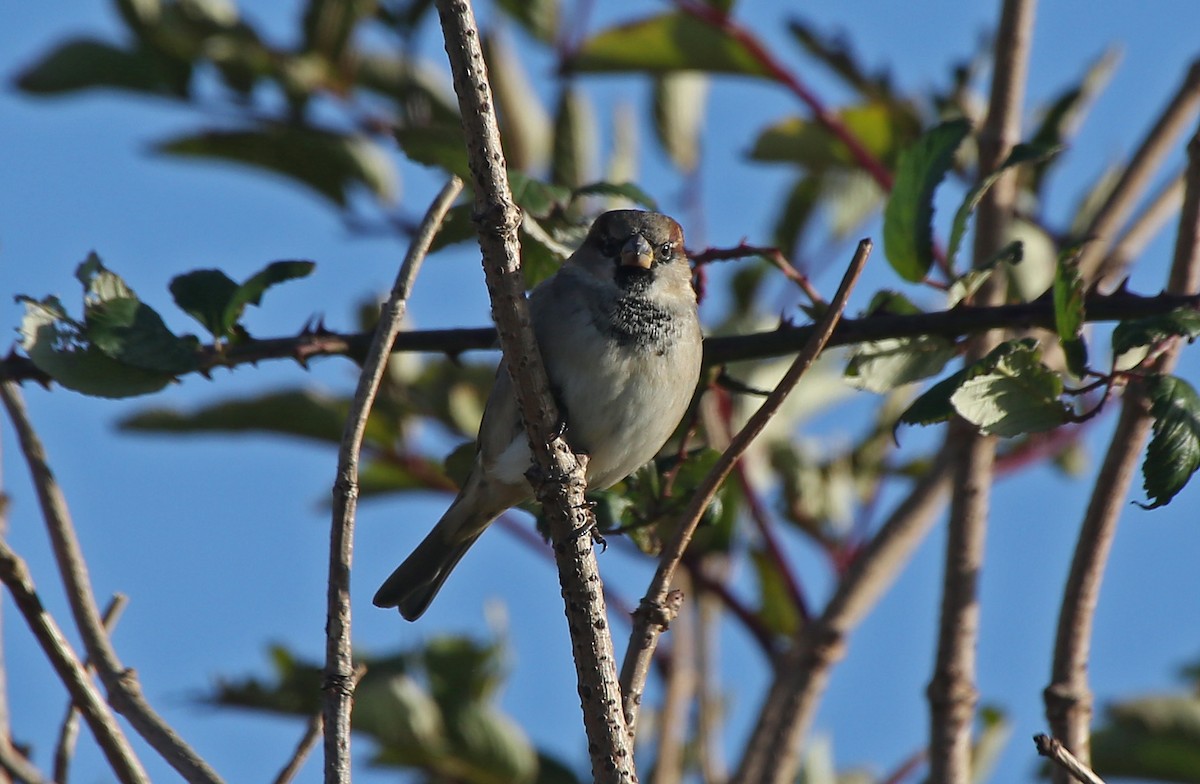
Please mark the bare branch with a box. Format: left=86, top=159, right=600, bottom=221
left=0, top=532, right=146, bottom=784
left=1033, top=735, right=1107, bottom=784
left=1099, top=172, right=1185, bottom=280
left=54, top=594, right=129, bottom=784
left=279, top=665, right=366, bottom=784
left=1046, top=126, right=1200, bottom=776
left=0, top=380, right=216, bottom=783
left=0, top=742, right=52, bottom=784
left=927, top=2, right=1035, bottom=780
left=733, top=448, right=954, bottom=784
left=324, top=176, right=462, bottom=784
left=621, top=239, right=871, bottom=739
left=1078, top=59, right=1200, bottom=283
left=433, top=1, right=637, bottom=781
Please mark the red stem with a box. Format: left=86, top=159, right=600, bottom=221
left=677, top=0, right=895, bottom=192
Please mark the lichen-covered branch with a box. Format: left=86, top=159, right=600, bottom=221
left=433, top=1, right=636, bottom=781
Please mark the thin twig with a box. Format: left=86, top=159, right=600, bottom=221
left=0, top=380, right=214, bottom=783
left=0, top=534, right=146, bottom=784
left=1033, top=734, right=1107, bottom=784
left=323, top=175, right=462, bottom=784
left=733, top=448, right=955, bottom=784
left=54, top=594, right=129, bottom=784
left=1078, top=59, right=1200, bottom=283
left=620, top=238, right=871, bottom=739
left=1045, top=127, right=1200, bottom=777
left=691, top=243, right=826, bottom=307
left=4, top=291, right=1200, bottom=389
left=433, top=2, right=637, bottom=781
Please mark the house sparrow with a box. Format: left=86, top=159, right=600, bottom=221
left=373, top=210, right=703, bottom=620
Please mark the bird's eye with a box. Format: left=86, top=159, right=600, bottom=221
left=659, top=242, right=674, bottom=258
left=599, top=236, right=619, bottom=257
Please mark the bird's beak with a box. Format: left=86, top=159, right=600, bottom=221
left=620, top=234, right=654, bottom=270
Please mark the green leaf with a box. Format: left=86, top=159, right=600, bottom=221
left=946, top=142, right=1062, bottom=270
left=653, top=71, right=709, bottom=172
left=750, top=102, right=910, bottom=170
left=1112, top=310, right=1200, bottom=356
left=771, top=175, right=821, bottom=253
left=302, top=0, right=375, bottom=61
left=508, top=171, right=572, bottom=219
left=566, top=12, right=775, bottom=79
left=394, top=123, right=471, bottom=180
left=227, top=260, right=315, bottom=327
left=1052, top=247, right=1087, bottom=376
left=484, top=33, right=551, bottom=172
left=949, top=342, right=1068, bottom=437
left=882, top=119, right=971, bottom=282
left=119, top=389, right=395, bottom=447
left=54, top=255, right=199, bottom=378
left=751, top=548, right=800, bottom=637
left=844, top=335, right=957, bottom=393
left=550, top=85, right=596, bottom=189
left=19, top=296, right=175, bottom=398
left=157, top=127, right=397, bottom=207
left=1140, top=374, right=1200, bottom=509
left=571, top=182, right=658, bottom=211
left=898, top=338, right=1041, bottom=431
left=1028, top=47, right=1120, bottom=195
left=14, top=38, right=188, bottom=97
left=170, top=260, right=313, bottom=339
left=169, top=269, right=241, bottom=337
left=495, top=0, right=559, bottom=43
left=786, top=19, right=896, bottom=102
left=1092, top=694, right=1200, bottom=783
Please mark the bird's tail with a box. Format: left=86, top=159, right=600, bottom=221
left=371, top=516, right=485, bottom=621
left=372, top=470, right=517, bottom=620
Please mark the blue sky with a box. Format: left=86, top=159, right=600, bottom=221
left=2, top=2, right=1199, bottom=782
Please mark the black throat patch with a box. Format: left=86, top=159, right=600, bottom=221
left=603, top=294, right=676, bottom=352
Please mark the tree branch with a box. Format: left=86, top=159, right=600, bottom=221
left=53, top=594, right=129, bottom=784
left=433, top=2, right=637, bottom=781
left=323, top=176, right=462, bottom=784
left=1045, top=126, right=1200, bottom=777
left=1077, top=59, right=1200, bottom=284
left=733, top=448, right=955, bottom=784
left=0, top=534, right=146, bottom=784
left=0, top=380, right=220, bottom=784
left=621, top=239, right=870, bottom=740
left=927, top=2, right=1035, bottom=780
left=2, top=291, right=1199, bottom=389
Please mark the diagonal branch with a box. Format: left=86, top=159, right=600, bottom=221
left=0, top=380, right=221, bottom=784
left=433, top=2, right=637, bottom=782
left=733, top=447, right=955, bottom=784
left=620, top=238, right=871, bottom=740
left=323, top=175, right=462, bottom=784
left=1077, top=59, right=1200, bottom=283
left=54, top=594, right=129, bottom=784
left=0, top=532, right=146, bottom=784
left=1045, top=126, right=1200, bottom=777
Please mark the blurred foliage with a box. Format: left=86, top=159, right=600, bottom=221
left=10, top=0, right=1200, bottom=781
left=211, top=637, right=582, bottom=784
